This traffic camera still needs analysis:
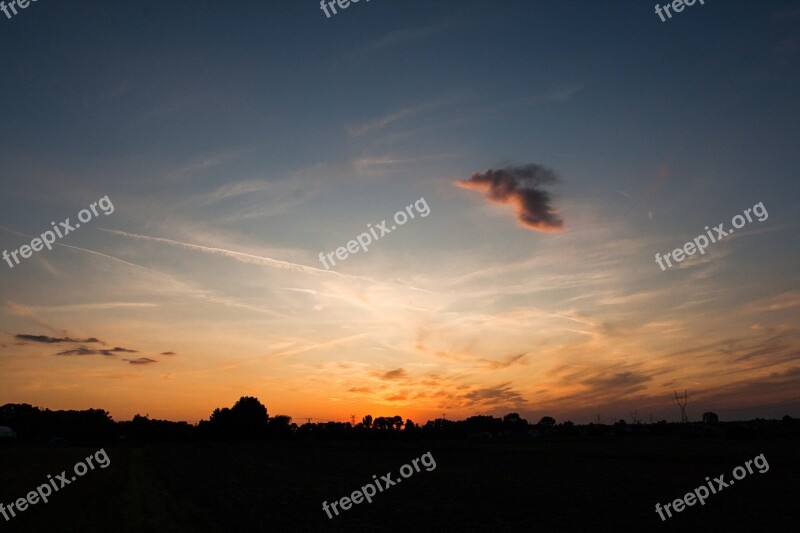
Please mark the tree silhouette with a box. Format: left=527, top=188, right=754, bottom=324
left=362, top=414, right=373, bottom=429
left=0, top=403, right=42, bottom=438
left=204, top=396, right=269, bottom=439
left=9, top=398, right=796, bottom=445
left=391, top=415, right=404, bottom=431
left=373, top=416, right=389, bottom=430
left=538, top=416, right=556, bottom=429
left=0, top=403, right=115, bottom=441
left=502, top=412, right=528, bottom=432
left=268, top=415, right=292, bottom=437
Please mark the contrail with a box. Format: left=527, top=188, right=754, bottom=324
left=100, top=229, right=434, bottom=294
left=55, top=242, right=156, bottom=272
left=266, top=332, right=369, bottom=360
left=100, top=228, right=351, bottom=278
left=619, top=191, right=653, bottom=220
left=0, top=225, right=154, bottom=273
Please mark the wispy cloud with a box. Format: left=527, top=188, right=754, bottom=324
left=746, top=291, right=800, bottom=313
left=195, top=180, right=274, bottom=206
left=348, top=98, right=448, bottom=137
left=343, top=21, right=458, bottom=62
left=163, top=149, right=244, bottom=181
left=480, top=352, right=528, bottom=370
left=27, top=302, right=159, bottom=313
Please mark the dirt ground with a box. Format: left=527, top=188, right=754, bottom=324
left=1, top=436, right=797, bottom=532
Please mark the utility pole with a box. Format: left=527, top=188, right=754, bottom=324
left=673, top=390, right=690, bottom=423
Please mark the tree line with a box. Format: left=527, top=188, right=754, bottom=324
left=0, top=397, right=562, bottom=442
left=3, top=398, right=794, bottom=443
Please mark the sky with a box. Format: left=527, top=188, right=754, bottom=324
left=1, top=0, right=799, bottom=425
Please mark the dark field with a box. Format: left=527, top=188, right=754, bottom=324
left=1, top=437, right=798, bottom=532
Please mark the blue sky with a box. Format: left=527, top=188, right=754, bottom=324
left=1, top=0, right=799, bottom=423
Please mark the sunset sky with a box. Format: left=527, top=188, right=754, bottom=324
left=1, top=0, right=799, bottom=425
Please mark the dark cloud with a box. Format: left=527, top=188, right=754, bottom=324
left=581, top=371, right=652, bottom=393
left=373, top=368, right=408, bottom=381
left=459, top=382, right=527, bottom=408
left=56, top=346, right=138, bottom=357
left=17, top=331, right=170, bottom=367
left=124, top=358, right=158, bottom=365
left=698, top=367, right=800, bottom=417
left=386, top=392, right=408, bottom=401
left=481, top=353, right=528, bottom=370
left=55, top=347, right=103, bottom=356
left=599, top=321, right=625, bottom=337
left=16, top=334, right=101, bottom=344
left=456, top=164, right=564, bottom=232
left=662, top=330, right=798, bottom=369
left=99, top=347, right=138, bottom=356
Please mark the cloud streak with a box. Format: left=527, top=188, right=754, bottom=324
left=124, top=357, right=158, bottom=365
left=16, top=334, right=101, bottom=344
left=55, top=346, right=138, bottom=356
